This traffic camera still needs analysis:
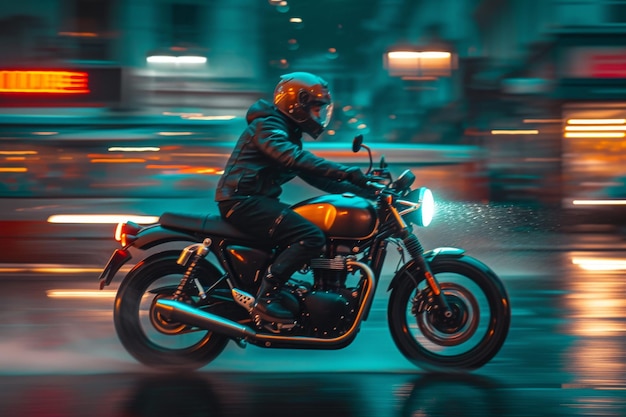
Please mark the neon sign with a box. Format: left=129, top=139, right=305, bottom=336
left=0, top=71, right=90, bottom=94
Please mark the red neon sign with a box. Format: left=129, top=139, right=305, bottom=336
left=0, top=70, right=90, bottom=94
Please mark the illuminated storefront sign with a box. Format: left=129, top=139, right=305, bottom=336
left=564, top=47, right=626, bottom=78
left=0, top=67, right=121, bottom=107
left=0, top=71, right=90, bottom=94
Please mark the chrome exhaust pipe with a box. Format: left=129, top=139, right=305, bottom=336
left=155, top=299, right=257, bottom=339
left=154, top=260, right=375, bottom=347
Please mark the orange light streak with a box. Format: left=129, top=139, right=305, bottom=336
left=0, top=70, right=90, bottom=94
left=90, top=158, right=146, bottom=163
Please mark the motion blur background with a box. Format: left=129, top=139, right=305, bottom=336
left=2, top=5, right=626, bottom=416
left=1, top=0, right=626, bottom=241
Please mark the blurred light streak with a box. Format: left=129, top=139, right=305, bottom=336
left=388, top=51, right=451, bottom=59
left=5, top=157, right=25, bottom=161
left=0, top=151, right=37, bottom=155
left=46, top=289, right=117, bottom=299
left=47, top=214, right=159, bottom=224
left=491, top=130, right=539, bottom=135
left=147, top=56, right=206, bottom=64
left=572, top=257, right=626, bottom=271
left=181, top=115, right=236, bottom=120
left=523, top=119, right=562, bottom=123
left=178, top=167, right=221, bottom=174
left=171, top=152, right=229, bottom=157
left=289, top=17, right=302, bottom=23
left=565, top=125, right=626, bottom=131
left=90, top=158, right=146, bottom=163
left=0, top=167, right=27, bottom=172
left=0, top=265, right=128, bottom=274
left=58, top=31, right=97, bottom=37
left=572, top=199, right=626, bottom=206
left=108, top=147, right=160, bottom=152
left=32, top=132, right=58, bottom=136
left=567, top=119, right=626, bottom=125
left=145, top=164, right=188, bottom=170
left=157, top=132, right=194, bottom=136
left=564, top=132, right=625, bottom=138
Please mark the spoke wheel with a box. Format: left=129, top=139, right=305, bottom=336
left=114, top=251, right=230, bottom=370
left=388, top=255, right=510, bottom=371
left=416, top=283, right=480, bottom=346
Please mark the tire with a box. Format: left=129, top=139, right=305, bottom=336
left=388, top=255, right=511, bottom=371
left=114, top=251, right=230, bottom=370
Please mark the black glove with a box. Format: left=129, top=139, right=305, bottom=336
left=345, top=167, right=369, bottom=187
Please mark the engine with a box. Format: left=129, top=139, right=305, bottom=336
left=294, top=255, right=360, bottom=337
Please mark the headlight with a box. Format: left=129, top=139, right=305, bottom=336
left=397, top=187, right=435, bottom=227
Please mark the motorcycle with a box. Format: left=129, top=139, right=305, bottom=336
left=98, top=135, right=511, bottom=372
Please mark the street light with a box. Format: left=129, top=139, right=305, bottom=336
left=384, top=49, right=453, bottom=79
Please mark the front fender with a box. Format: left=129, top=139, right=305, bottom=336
left=387, top=247, right=465, bottom=291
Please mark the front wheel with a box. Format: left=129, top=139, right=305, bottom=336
left=388, top=255, right=510, bottom=371
left=114, top=251, right=230, bottom=370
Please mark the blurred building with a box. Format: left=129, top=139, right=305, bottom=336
left=0, top=0, right=625, bottom=211
left=465, top=0, right=626, bottom=214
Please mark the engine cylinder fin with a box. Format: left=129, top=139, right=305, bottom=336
left=310, top=256, right=347, bottom=270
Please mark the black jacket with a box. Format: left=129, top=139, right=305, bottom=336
left=215, top=100, right=363, bottom=201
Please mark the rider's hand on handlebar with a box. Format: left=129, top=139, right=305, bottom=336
left=345, top=167, right=369, bottom=188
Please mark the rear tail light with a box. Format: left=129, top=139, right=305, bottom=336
left=115, top=221, right=142, bottom=247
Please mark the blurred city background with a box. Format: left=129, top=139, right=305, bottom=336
left=1, top=3, right=626, bottom=416
left=1, top=0, right=626, bottom=250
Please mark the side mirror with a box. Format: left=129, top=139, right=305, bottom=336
left=351, top=134, right=372, bottom=174
left=352, top=134, right=363, bottom=153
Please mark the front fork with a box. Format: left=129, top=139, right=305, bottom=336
left=386, top=195, right=452, bottom=317
left=401, top=231, right=453, bottom=318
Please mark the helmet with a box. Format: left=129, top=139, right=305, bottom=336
left=273, top=72, right=333, bottom=139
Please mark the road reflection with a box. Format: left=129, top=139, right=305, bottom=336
left=564, top=252, right=626, bottom=391
left=120, top=373, right=224, bottom=417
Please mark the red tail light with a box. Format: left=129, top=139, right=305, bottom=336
left=114, top=221, right=141, bottom=247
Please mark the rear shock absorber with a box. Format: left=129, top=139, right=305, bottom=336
left=173, top=238, right=212, bottom=301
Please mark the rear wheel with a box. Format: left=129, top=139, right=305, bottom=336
left=388, top=255, right=510, bottom=371
left=114, top=251, right=230, bottom=370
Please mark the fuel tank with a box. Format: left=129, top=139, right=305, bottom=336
left=292, top=193, right=377, bottom=239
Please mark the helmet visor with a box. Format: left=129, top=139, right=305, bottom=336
left=311, top=102, right=333, bottom=129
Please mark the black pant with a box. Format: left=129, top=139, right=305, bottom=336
left=218, top=196, right=326, bottom=282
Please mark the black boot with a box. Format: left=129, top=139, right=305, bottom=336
left=254, top=273, right=294, bottom=322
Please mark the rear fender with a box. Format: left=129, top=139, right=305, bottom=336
left=99, top=226, right=201, bottom=288
left=132, top=225, right=199, bottom=250
left=387, top=247, right=465, bottom=291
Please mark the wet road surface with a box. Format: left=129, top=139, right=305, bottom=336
left=1, top=242, right=626, bottom=416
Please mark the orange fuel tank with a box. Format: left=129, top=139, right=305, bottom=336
left=292, top=194, right=377, bottom=240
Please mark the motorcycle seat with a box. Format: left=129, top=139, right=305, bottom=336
left=159, top=212, right=263, bottom=243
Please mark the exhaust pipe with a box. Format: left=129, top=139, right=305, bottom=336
left=155, top=299, right=257, bottom=339
left=154, top=260, right=376, bottom=347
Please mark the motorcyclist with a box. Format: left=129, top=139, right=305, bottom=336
left=215, top=72, right=371, bottom=324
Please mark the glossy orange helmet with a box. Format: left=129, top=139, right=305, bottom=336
left=273, top=72, right=333, bottom=139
